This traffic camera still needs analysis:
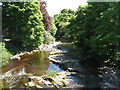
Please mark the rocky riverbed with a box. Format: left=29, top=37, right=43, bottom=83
left=1, top=42, right=120, bottom=88
left=10, top=42, right=62, bottom=61
left=0, top=42, right=81, bottom=89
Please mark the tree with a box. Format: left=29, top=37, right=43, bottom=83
left=88, top=2, right=120, bottom=66
left=39, top=0, right=52, bottom=31
left=62, top=2, right=120, bottom=67
left=39, top=0, right=57, bottom=44
left=50, top=18, right=57, bottom=37
left=2, top=1, right=45, bottom=48
left=54, top=9, right=75, bottom=40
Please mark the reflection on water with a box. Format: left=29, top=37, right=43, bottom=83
left=47, top=64, right=64, bottom=73
left=0, top=51, right=66, bottom=88
left=1, top=51, right=50, bottom=78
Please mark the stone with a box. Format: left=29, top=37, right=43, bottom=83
left=11, top=56, right=21, bottom=60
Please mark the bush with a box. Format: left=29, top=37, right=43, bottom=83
left=0, top=42, right=12, bottom=67
left=44, top=31, right=55, bottom=45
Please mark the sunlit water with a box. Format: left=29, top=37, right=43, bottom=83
left=0, top=42, right=120, bottom=88
left=0, top=49, right=69, bottom=88
left=1, top=51, right=49, bottom=77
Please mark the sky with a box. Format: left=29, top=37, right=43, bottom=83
left=44, top=0, right=88, bottom=17
left=0, top=2, right=2, bottom=6
left=0, top=0, right=88, bottom=16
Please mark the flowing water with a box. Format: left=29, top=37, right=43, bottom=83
left=56, top=43, right=120, bottom=88
left=0, top=51, right=64, bottom=88
left=0, top=42, right=120, bottom=88
left=1, top=51, right=50, bottom=77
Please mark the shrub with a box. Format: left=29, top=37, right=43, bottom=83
left=0, top=42, right=12, bottom=67
left=44, top=31, right=55, bottom=45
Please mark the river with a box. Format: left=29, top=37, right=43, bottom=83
left=0, top=42, right=120, bottom=88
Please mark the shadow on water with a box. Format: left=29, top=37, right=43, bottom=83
left=1, top=42, right=119, bottom=88
left=57, top=43, right=102, bottom=88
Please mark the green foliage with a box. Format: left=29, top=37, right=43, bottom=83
left=50, top=19, right=57, bottom=36
left=61, top=9, right=74, bottom=14
left=54, top=9, right=75, bottom=40
left=2, top=1, right=45, bottom=48
left=56, top=2, right=120, bottom=68
left=0, top=42, right=12, bottom=67
left=44, top=31, right=55, bottom=45
left=86, top=3, right=120, bottom=67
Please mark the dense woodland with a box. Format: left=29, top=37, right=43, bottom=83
left=54, top=2, right=120, bottom=68
left=1, top=0, right=57, bottom=66
left=1, top=1, right=120, bottom=68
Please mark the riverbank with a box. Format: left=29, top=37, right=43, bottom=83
left=47, top=42, right=120, bottom=88
left=1, top=42, right=120, bottom=88
left=10, top=42, right=62, bottom=61
left=1, top=42, right=81, bottom=88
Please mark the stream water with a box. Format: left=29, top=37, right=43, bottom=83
left=0, top=42, right=120, bottom=88
left=0, top=51, right=64, bottom=88
left=56, top=43, right=120, bottom=88
left=1, top=51, right=50, bottom=77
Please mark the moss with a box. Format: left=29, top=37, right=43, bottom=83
left=60, top=80, right=66, bottom=86
left=46, top=70, right=57, bottom=77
